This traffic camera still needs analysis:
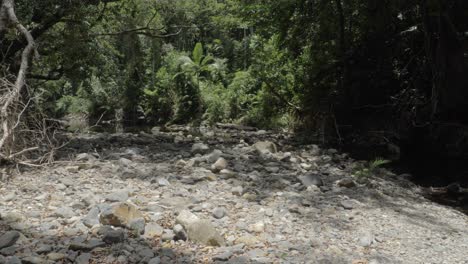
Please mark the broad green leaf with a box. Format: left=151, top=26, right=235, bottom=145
left=192, top=42, right=204, bottom=65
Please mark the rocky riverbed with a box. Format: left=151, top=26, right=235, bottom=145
left=0, top=126, right=467, bottom=263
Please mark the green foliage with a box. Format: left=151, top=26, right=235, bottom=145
left=201, top=70, right=259, bottom=124
left=353, top=158, right=391, bottom=179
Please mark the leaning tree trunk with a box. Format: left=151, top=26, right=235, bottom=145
left=0, top=0, right=37, bottom=160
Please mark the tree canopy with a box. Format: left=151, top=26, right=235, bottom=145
left=1, top=0, right=468, bottom=174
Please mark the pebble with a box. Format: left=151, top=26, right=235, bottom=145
left=299, top=174, right=324, bottom=187
left=231, top=186, right=244, bottom=196
left=148, top=257, right=162, bottom=264
left=212, top=158, right=228, bottom=172
left=213, top=251, right=233, bottom=261
left=54, top=206, right=75, bottom=218
left=144, top=223, right=164, bottom=238
left=359, top=232, right=375, bottom=247
left=340, top=200, right=355, bottom=210
left=212, top=207, right=227, bottom=219
left=3, top=193, right=16, bottom=202
left=105, top=190, right=129, bottom=202
left=157, top=178, right=170, bottom=186
left=0, top=130, right=466, bottom=264
left=21, top=256, right=46, bottom=264
left=47, top=253, right=67, bottom=261
left=250, top=221, right=265, bottom=233
left=75, top=253, right=92, bottom=264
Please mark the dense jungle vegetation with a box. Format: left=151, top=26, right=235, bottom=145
left=1, top=0, right=468, bottom=184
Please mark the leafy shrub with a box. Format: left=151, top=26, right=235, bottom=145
left=353, top=158, right=391, bottom=179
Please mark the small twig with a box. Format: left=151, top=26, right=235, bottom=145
left=8, top=146, right=39, bottom=159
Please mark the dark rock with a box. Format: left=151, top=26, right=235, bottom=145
left=35, top=245, right=53, bottom=254
left=0, top=231, right=20, bottom=250
left=69, top=239, right=106, bottom=251
left=173, top=224, right=187, bottom=241
left=0, top=246, right=17, bottom=256
left=102, top=229, right=125, bottom=244
left=75, top=253, right=92, bottom=264
left=337, top=178, right=356, bottom=188
left=137, top=247, right=155, bottom=259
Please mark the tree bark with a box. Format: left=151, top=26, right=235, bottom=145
left=0, top=0, right=36, bottom=158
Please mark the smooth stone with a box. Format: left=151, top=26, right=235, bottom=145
left=191, top=143, right=210, bottom=154
left=299, top=174, right=324, bottom=187
left=227, top=256, right=249, bottom=263
left=359, top=232, right=375, bottom=247
left=47, top=253, right=67, bottom=261
left=231, top=186, right=244, bottom=196
left=0, top=232, right=20, bottom=249
left=3, top=193, right=16, bottom=202
left=186, top=220, right=225, bottom=246
left=35, top=245, right=53, bottom=254
left=340, top=200, right=355, bottom=210
left=5, top=256, right=21, bottom=264
left=176, top=210, right=200, bottom=229
left=105, top=190, right=129, bottom=202
left=148, top=257, right=161, bottom=264
left=82, top=207, right=100, bottom=228
left=138, top=247, right=155, bottom=259
left=250, top=222, right=265, bottom=233
left=0, top=246, right=16, bottom=256
left=247, top=248, right=266, bottom=258
left=212, top=251, right=233, bottom=261
left=235, top=234, right=259, bottom=246
left=54, top=207, right=75, bottom=218
left=212, top=207, right=227, bottom=219
left=211, top=158, right=228, bottom=172
left=144, top=223, right=164, bottom=238
left=253, top=141, right=277, bottom=154
left=157, top=178, right=170, bottom=186
left=128, top=218, right=146, bottom=234
left=21, top=256, right=46, bottom=264
left=75, top=253, right=92, bottom=264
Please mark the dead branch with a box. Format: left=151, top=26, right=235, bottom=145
left=0, top=0, right=36, bottom=160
